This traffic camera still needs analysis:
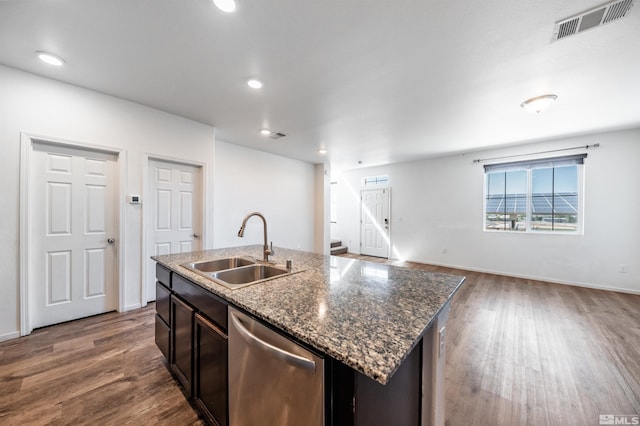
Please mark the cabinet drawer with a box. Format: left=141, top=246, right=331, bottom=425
left=156, top=264, right=171, bottom=288
left=156, top=282, right=171, bottom=324
left=173, top=274, right=228, bottom=332
left=155, top=314, right=171, bottom=361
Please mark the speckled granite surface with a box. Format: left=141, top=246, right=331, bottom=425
left=153, top=245, right=465, bottom=385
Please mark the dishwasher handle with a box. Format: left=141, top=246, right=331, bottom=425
left=230, top=311, right=316, bottom=371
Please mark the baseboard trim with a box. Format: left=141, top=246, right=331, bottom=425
left=0, top=331, right=20, bottom=343
left=402, top=258, right=640, bottom=296
left=124, top=303, right=142, bottom=312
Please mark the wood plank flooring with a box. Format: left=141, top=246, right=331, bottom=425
left=339, top=253, right=640, bottom=426
left=1, top=256, right=638, bottom=425
left=0, top=306, right=203, bottom=426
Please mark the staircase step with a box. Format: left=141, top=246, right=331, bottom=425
left=330, top=239, right=342, bottom=248
left=330, top=245, right=348, bottom=255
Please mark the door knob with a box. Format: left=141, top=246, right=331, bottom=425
left=193, top=233, right=200, bottom=239
left=107, top=238, right=116, bottom=244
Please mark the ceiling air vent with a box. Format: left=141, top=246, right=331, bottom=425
left=268, top=131, right=287, bottom=140
left=552, top=0, right=634, bottom=41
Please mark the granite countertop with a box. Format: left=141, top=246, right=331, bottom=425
left=153, top=245, right=465, bottom=385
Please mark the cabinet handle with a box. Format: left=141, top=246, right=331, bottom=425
left=230, top=312, right=316, bottom=371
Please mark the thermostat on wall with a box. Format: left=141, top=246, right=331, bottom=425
left=128, top=194, right=141, bottom=204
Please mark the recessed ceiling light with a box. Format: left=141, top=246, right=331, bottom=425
left=520, top=94, right=558, bottom=113
left=36, top=51, right=65, bottom=66
left=260, top=129, right=272, bottom=136
left=247, top=79, right=263, bottom=89
left=318, top=148, right=327, bottom=155
left=213, top=0, right=236, bottom=13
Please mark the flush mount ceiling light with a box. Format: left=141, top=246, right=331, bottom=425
left=260, top=129, right=272, bottom=136
left=36, top=51, right=65, bottom=66
left=318, top=148, right=327, bottom=155
left=247, top=79, right=263, bottom=89
left=213, top=0, right=236, bottom=13
left=520, top=94, right=558, bottom=113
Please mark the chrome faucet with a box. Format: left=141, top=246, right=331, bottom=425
left=237, top=211, right=274, bottom=262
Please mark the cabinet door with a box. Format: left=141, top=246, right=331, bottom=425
left=171, top=296, right=194, bottom=397
left=194, top=313, right=228, bottom=426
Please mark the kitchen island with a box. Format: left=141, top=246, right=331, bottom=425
left=153, top=245, right=465, bottom=426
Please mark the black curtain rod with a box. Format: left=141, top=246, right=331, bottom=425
left=472, top=143, right=600, bottom=164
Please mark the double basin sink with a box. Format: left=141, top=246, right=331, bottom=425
left=182, top=256, right=298, bottom=289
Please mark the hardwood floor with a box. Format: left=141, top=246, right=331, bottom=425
left=0, top=305, right=203, bottom=426
left=340, top=253, right=640, bottom=425
left=1, top=257, right=638, bottom=425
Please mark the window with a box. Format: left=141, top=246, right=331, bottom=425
left=484, top=154, right=585, bottom=233
left=361, top=174, right=389, bottom=187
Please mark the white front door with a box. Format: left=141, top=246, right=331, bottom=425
left=30, top=143, right=118, bottom=329
left=360, top=188, right=390, bottom=258
left=146, top=159, right=203, bottom=301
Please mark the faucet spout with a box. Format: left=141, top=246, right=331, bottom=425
left=237, top=211, right=273, bottom=262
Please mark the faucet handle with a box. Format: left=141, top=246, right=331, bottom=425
left=269, top=241, right=275, bottom=257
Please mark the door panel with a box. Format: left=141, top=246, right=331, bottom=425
left=47, top=250, right=71, bottom=304
left=147, top=159, right=202, bottom=302
left=180, top=191, right=193, bottom=229
left=85, top=184, right=106, bottom=233
left=360, top=188, right=390, bottom=258
left=180, top=241, right=193, bottom=252
left=85, top=248, right=106, bottom=297
left=48, top=182, right=71, bottom=234
left=31, top=143, right=117, bottom=328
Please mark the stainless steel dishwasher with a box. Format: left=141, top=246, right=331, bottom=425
left=228, top=307, right=324, bottom=426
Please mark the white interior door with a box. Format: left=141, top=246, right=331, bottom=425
left=360, top=188, right=390, bottom=258
left=146, top=159, right=203, bottom=301
left=30, top=143, right=118, bottom=329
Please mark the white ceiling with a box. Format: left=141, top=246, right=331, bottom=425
left=1, top=0, right=639, bottom=169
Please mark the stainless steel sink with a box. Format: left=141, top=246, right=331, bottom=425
left=184, top=257, right=255, bottom=273
left=212, top=264, right=288, bottom=285
left=181, top=257, right=301, bottom=289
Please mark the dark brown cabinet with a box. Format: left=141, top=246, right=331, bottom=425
left=155, top=265, right=172, bottom=362
left=155, top=265, right=228, bottom=426
left=194, top=313, right=228, bottom=426
left=156, top=281, right=171, bottom=324
left=171, top=295, right=195, bottom=397
left=155, top=313, right=171, bottom=360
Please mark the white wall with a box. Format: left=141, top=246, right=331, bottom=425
left=0, top=66, right=215, bottom=340
left=333, top=128, right=640, bottom=294
left=213, top=140, right=315, bottom=252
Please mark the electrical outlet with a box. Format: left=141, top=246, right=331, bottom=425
left=620, top=264, right=628, bottom=273
left=442, top=248, right=448, bottom=254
